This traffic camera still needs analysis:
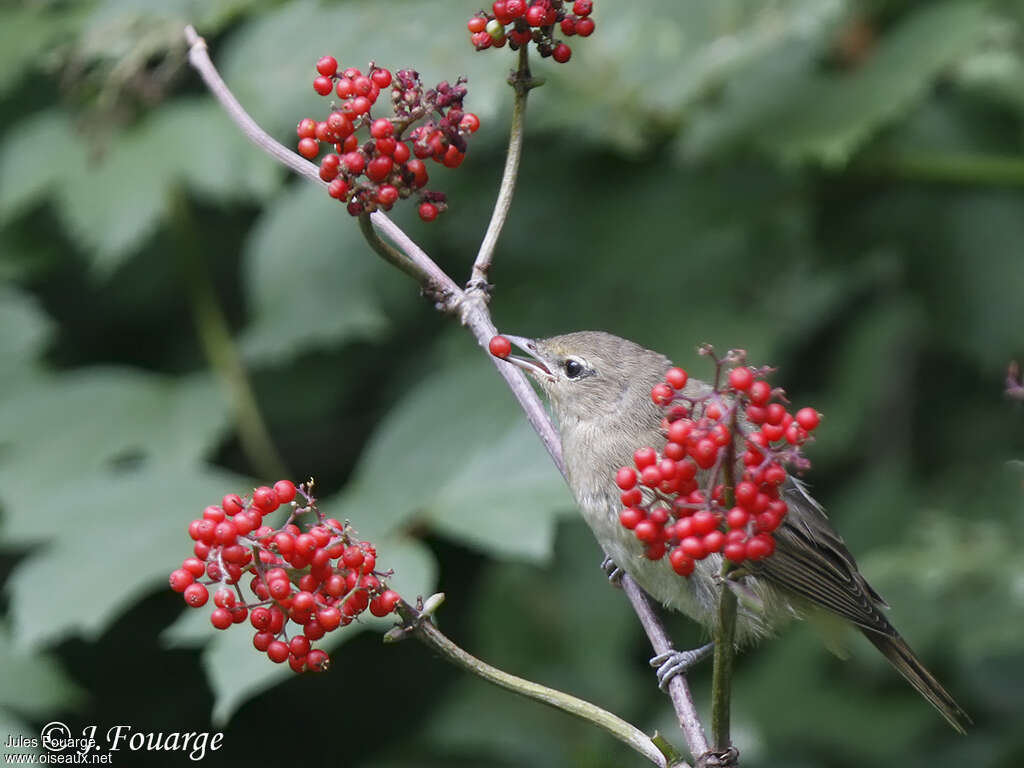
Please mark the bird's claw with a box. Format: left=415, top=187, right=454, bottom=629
left=601, top=556, right=624, bottom=587
left=650, top=642, right=714, bottom=690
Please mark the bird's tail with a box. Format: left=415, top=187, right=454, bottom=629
left=863, top=630, right=971, bottom=734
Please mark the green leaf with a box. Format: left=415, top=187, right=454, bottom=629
left=681, top=1, right=990, bottom=165
left=0, top=101, right=282, bottom=275
left=0, top=111, right=88, bottom=225
left=325, top=349, right=571, bottom=562
left=0, top=6, right=86, bottom=97
left=6, top=463, right=253, bottom=648
left=0, top=369, right=232, bottom=542
left=239, top=182, right=391, bottom=364
left=0, top=285, right=54, bottom=388
left=0, top=622, right=84, bottom=716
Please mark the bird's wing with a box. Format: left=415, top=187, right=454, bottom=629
left=754, top=478, right=891, bottom=635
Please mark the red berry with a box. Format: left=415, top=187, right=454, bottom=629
left=182, top=557, right=205, bottom=577
left=573, top=0, right=593, bottom=15
left=651, top=383, right=673, bottom=405
left=213, top=588, right=236, bottom=609
left=297, top=138, right=319, bottom=159
left=561, top=17, right=576, bottom=35
left=735, top=481, right=758, bottom=509
left=370, top=118, right=394, bottom=139
left=296, top=119, right=317, bottom=140
left=442, top=146, right=465, bottom=168
left=669, top=548, right=695, bottom=576
left=418, top=202, right=439, bottom=222
left=749, top=380, right=771, bottom=405
left=371, top=68, right=392, bottom=88
left=267, top=641, right=289, bottom=663
left=366, top=155, right=394, bottom=182
left=726, top=507, right=749, bottom=529
left=703, top=529, right=725, bottom=553
left=724, top=542, right=747, bottom=563
left=796, top=407, right=820, bottom=431
left=489, top=335, right=512, bottom=359
left=272, top=480, right=296, bottom=504
left=525, top=4, right=545, bottom=25
left=313, top=76, right=333, bottom=96
left=745, top=534, right=775, bottom=560
left=169, top=569, right=194, bottom=592
left=306, top=649, right=330, bottom=672
left=552, top=43, right=572, bottom=63
left=467, top=16, right=487, bottom=33
left=633, top=447, right=657, bottom=469
left=253, top=631, right=274, bottom=651
left=459, top=113, right=481, bottom=133
left=341, top=152, right=365, bottom=175
left=252, top=486, right=279, bottom=514
left=728, top=367, right=754, bottom=391
left=576, top=16, right=595, bottom=36
left=316, top=55, right=338, bottom=77
left=342, top=546, right=364, bottom=569
left=634, top=519, right=661, bottom=543
left=392, top=142, right=411, bottom=164
left=268, top=579, right=291, bottom=600
left=183, top=582, right=208, bottom=607
left=208, top=608, right=231, bottom=630
left=328, top=179, right=349, bottom=200
left=619, top=507, right=644, bottom=529
left=665, top=367, right=688, bottom=390
left=615, top=466, right=637, bottom=490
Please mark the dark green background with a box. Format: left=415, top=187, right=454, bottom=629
left=1, top=1, right=1023, bottom=766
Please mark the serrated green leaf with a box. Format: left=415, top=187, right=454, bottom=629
left=6, top=464, right=252, bottom=648
left=0, top=100, right=282, bottom=275
left=0, top=111, right=88, bottom=225
left=324, top=350, right=571, bottom=561
left=0, top=6, right=87, bottom=97
left=0, top=370, right=232, bottom=542
left=0, top=622, right=84, bottom=716
left=682, top=0, right=989, bottom=165
left=239, top=182, right=390, bottom=364
left=0, top=285, right=54, bottom=388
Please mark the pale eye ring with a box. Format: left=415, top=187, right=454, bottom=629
left=564, top=359, right=584, bottom=379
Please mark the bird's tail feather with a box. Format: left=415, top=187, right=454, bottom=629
left=863, top=630, right=971, bottom=734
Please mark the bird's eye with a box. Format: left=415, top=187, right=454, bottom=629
left=564, top=359, right=584, bottom=379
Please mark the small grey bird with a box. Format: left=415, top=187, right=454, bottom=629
left=496, top=330, right=970, bottom=733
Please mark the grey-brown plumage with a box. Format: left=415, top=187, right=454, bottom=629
left=498, top=330, right=970, bottom=733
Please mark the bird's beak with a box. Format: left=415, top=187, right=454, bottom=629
left=495, top=335, right=555, bottom=382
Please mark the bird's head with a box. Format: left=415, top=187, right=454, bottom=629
left=495, top=331, right=670, bottom=427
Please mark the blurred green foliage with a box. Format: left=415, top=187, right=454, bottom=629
left=1, top=0, right=1023, bottom=765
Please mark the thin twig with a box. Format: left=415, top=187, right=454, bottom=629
left=469, top=44, right=535, bottom=289
left=169, top=186, right=288, bottom=480
left=623, top=578, right=710, bottom=758
left=184, top=24, right=709, bottom=761
left=393, top=600, right=677, bottom=767
left=710, top=410, right=740, bottom=757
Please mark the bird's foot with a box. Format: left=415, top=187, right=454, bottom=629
left=650, top=642, right=714, bottom=690
left=600, top=556, right=624, bottom=587
left=697, top=746, right=739, bottom=768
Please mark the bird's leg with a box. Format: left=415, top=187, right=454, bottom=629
left=650, top=642, right=715, bottom=690
left=600, top=555, right=624, bottom=587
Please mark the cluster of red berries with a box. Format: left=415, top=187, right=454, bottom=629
left=299, top=56, right=480, bottom=222
left=614, top=355, right=821, bottom=577
left=168, top=480, right=401, bottom=674
left=467, top=0, right=595, bottom=63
